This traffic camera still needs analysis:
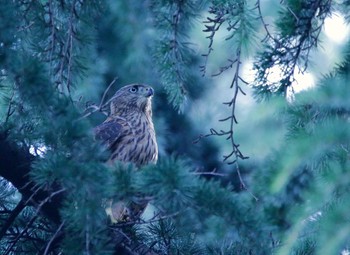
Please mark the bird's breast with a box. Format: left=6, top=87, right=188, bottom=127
left=110, top=114, right=158, bottom=166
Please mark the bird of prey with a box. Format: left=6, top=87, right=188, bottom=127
left=94, top=84, right=158, bottom=222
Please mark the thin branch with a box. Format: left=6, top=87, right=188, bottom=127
left=192, top=169, right=227, bottom=177
left=0, top=183, right=46, bottom=242
left=197, top=44, right=257, bottom=200
left=200, top=5, right=227, bottom=76
left=3, top=187, right=66, bottom=254
left=254, top=0, right=331, bottom=97
left=99, top=77, right=118, bottom=109
left=0, top=197, right=26, bottom=240
left=4, top=214, right=39, bottom=255
left=77, top=77, right=118, bottom=120
left=235, top=161, right=258, bottom=201
left=212, top=59, right=237, bottom=77
left=286, top=6, right=299, bottom=22
left=42, top=220, right=65, bottom=255
left=256, top=0, right=277, bottom=43
left=225, top=50, right=258, bottom=200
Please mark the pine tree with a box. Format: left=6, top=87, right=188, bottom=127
left=0, top=0, right=349, bottom=254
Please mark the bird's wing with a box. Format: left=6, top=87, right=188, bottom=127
left=94, top=118, right=126, bottom=149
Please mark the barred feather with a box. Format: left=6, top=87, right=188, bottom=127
left=95, top=84, right=158, bottom=167
left=94, top=84, right=158, bottom=223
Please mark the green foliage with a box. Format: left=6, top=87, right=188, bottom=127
left=150, top=0, right=206, bottom=110
left=339, top=0, right=350, bottom=22
left=253, top=0, right=332, bottom=100
left=255, top=66, right=350, bottom=254
left=130, top=157, right=271, bottom=254
left=0, top=0, right=350, bottom=254
left=138, top=157, right=196, bottom=212
left=137, top=219, right=204, bottom=254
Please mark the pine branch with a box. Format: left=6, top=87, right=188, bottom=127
left=226, top=49, right=258, bottom=200
left=57, top=0, right=78, bottom=94
left=151, top=0, right=202, bottom=109
left=16, top=0, right=100, bottom=96
left=3, top=188, right=65, bottom=255
left=196, top=2, right=260, bottom=199
left=4, top=214, right=39, bottom=255
left=196, top=48, right=257, bottom=200
left=253, top=0, right=332, bottom=99
left=0, top=131, right=64, bottom=224
left=0, top=197, right=26, bottom=240
left=200, top=5, right=227, bottom=76
left=256, top=0, right=278, bottom=44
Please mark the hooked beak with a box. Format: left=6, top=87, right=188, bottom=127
left=145, top=87, right=154, bottom=97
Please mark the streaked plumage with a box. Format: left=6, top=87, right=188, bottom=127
left=94, top=84, right=158, bottom=166
left=94, top=84, right=158, bottom=222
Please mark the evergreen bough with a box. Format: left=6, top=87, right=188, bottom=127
left=0, top=0, right=349, bottom=254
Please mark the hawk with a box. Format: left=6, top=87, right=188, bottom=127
left=94, top=84, right=158, bottom=222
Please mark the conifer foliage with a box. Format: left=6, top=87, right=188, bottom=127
left=0, top=0, right=349, bottom=254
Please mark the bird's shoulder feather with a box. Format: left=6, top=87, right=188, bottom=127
left=94, top=117, right=131, bottom=148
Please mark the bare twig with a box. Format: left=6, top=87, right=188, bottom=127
left=98, top=77, right=118, bottom=109
left=199, top=7, right=253, bottom=197
left=256, top=0, right=278, bottom=44
left=235, top=161, right=258, bottom=201
left=197, top=18, right=258, bottom=199
left=192, top=169, right=227, bottom=177
left=77, top=77, right=118, bottom=120
left=286, top=6, right=299, bottom=22
left=200, top=7, right=226, bottom=76
left=225, top=50, right=257, bottom=200
left=42, top=220, right=65, bottom=255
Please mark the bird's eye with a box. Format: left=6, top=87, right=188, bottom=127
left=129, top=86, right=138, bottom=93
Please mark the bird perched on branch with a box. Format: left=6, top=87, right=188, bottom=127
left=94, top=84, right=158, bottom=222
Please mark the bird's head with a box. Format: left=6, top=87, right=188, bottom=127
left=110, top=84, right=154, bottom=116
